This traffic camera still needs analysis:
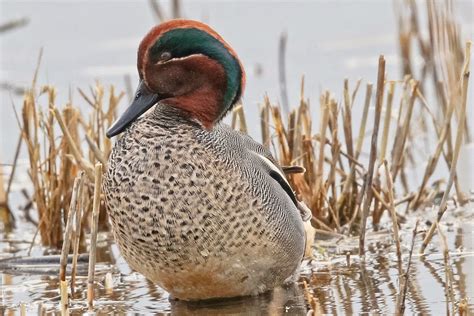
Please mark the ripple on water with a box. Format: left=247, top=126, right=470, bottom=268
left=1, top=210, right=473, bottom=314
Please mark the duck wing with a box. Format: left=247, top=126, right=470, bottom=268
left=221, top=126, right=312, bottom=222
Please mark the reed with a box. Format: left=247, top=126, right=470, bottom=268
left=87, top=163, right=103, bottom=310
left=0, top=0, right=470, bottom=312
left=420, top=41, right=471, bottom=253
left=13, top=74, right=122, bottom=248
left=2, top=0, right=468, bottom=262
left=359, top=55, right=385, bottom=256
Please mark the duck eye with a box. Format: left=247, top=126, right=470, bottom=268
left=160, top=51, right=172, bottom=62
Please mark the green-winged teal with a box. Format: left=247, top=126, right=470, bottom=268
left=103, top=19, right=311, bottom=301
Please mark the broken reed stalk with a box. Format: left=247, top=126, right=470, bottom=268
left=71, top=173, right=86, bottom=295
left=359, top=55, right=385, bottom=256
left=396, top=220, right=419, bottom=315
left=60, top=280, right=69, bottom=316
left=420, top=45, right=470, bottom=253
left=87, top=163, right=103, bottom=310
left=231, top=103, right=248, bottom=134
left=354, top=83, right=373, bottom=160
left=105, top=272, right=114, bottom=294
left=59, top=173, right=83, bottom=314
left=59, top=174, right=82, bottom=282
left=380, top=81, right=395, bottom=162
left=315, top=98, right=329, bottom=203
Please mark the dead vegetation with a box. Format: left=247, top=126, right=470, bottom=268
left=1, top=0, right=470, bottom=262
left=0, top=0, right=471, bottom=313
left=8, top=51, right=123, bottom=247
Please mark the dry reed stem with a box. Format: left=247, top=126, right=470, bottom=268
left=271, top=106, right=291, bottom=164
left=396, top=220, right=419, bottom=315
left=87, top=163, right=103, bottom=310
left=420, top=50, right=470, bottom=253
left=53, top=108, right=94, bottom=180
left=380, top=81, right=395, bottom=162
left=354, top=83, right=373, bottom=160
left=32, top=48, right=43, bottom=89
left=411, top=85, right=458, bottom=209
left=260, top=96, right=271, bottom=149
left=314, top=96, right=329, bottom=211
left=105, top=272, right=114, bottom=294
left=231, top=103, right=247, bottom=134
left=59, top=174, right=83, bottom=282
left=327, top=101, right=341, bottom=227
left=342, top=79, right=355, bottom=162
left=20, top=86, right=66, bottom=246
left=359, top=55, right=385, bottom=256
left=17, top=82, right=118, bottom=248
left=71, top=173, right=86, bottom=295
left=85, top=133, right=107, bottom=167
left=60, top=280, right=69, bottom=316
left=390, top=81, right=418, bottom=181
left=336, top=79, right=358, bottom=221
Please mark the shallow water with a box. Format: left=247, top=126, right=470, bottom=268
left=1, top=1, right=473, bottom=158
left=1, top=205, right=473, bottom=314
left=1, top=1, right=474, bottom=315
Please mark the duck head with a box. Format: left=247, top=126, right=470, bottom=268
left=106, top=19, right=246, bottom=138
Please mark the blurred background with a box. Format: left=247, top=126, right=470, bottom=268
left=1, top=1, right=473, bottom=314
left=2, top=1, right=471, bottom=155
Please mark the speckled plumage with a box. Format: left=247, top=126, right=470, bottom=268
left=103, top=105, right=306, bottom=300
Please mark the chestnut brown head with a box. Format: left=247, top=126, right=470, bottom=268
left=107, top=19, right=246, bottom=137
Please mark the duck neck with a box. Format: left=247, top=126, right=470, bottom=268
left=161, top=86, right=224, bottom=129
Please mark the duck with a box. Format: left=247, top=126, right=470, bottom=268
left=103, top=19, right=311, bottom=301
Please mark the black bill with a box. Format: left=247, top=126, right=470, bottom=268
left=106, top=80, right=160, bottom=138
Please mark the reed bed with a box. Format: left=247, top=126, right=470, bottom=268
left=1, top=0, right=468, bottom=250
left=0, top=0, right=471, bottom=313
left=11, top=60, right=123, bottom=247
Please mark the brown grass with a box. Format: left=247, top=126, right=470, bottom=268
left=0, top=0, right=470, bottom=312
left=2, top=1, right=469, bottom=253
left=12, top=65, right=123, bottom=247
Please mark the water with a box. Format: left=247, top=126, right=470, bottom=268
left=1, top=205, right=473, bottom=314
left=2, top=1, right=473, bottom=157
left=1, top=1, right=474, bottom=314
